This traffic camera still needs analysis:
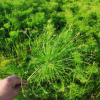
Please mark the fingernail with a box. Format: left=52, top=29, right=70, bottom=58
left=25, top=83, right=29, bottom=86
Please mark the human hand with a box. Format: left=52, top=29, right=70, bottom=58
left=0, top=75, right=29, bottom=100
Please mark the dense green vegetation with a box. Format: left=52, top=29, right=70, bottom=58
left=0, top=0, right=100, bottom=100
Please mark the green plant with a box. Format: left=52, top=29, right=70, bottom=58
left=19, top=19, right=99, bottom=100
left=0, top=0, right=100, bottom=100
left=9, top=31, right=19, bottom=38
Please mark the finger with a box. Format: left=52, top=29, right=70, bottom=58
left=15, top=84, right=27, bottom=93
left=6, top=75, right=20, bottom=79
left=14, top=79, right=26, bottom=86
left=14, top=85, right=22, bottom=93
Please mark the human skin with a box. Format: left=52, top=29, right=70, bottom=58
left=0, top=75, right=29, bottom=100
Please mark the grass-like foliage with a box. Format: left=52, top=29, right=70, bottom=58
left=19, top=20, right=99, bottom=100
left=0, top=0, right=100, bottom=100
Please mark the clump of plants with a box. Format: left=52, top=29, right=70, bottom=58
left=0, top=0, right=100, bottom=100
left=20, top=19, right=99, bottom=100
